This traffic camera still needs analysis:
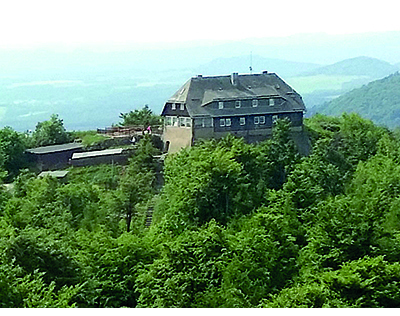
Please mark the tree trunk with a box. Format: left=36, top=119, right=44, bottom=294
left=126, top=204, right=133, bottom=232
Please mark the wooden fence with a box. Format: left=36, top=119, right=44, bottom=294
left=97, top=125, right=162, bottom=137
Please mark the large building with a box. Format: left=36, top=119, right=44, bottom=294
left=161, top=71, right=306, bottom=153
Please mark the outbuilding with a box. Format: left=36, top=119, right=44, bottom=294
left=26, top=143, right=84, bottom=171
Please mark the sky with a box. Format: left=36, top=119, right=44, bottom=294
left=1, top=0, right=400, bottom=48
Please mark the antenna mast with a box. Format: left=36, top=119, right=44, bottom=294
left=249, top=51, right=253, bottom=74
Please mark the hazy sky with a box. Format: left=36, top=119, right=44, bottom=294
left=1, top=0, right=400, bottom=47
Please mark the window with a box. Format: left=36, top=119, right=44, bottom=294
left=272, top=115, right=278, bottom=123
left=172, top=103, right=176, bottom=110
left=179, top=117, right=186, bottom=127
left=252, top=99, right=258, bottom=107
left=259, top=116, right=265, bottom=124
left=254, top=116, right=259, bottom=125
left=220, top=118, right=225, bottom=127
left=269, top=99, right=275, bottom=106
left=240, top=117, right=246, bottom=125
left=218, top=101, right=224, bottom=109
left=235, top=100, right=241, bottom=108
left=180, top=103, right=185, bottom=111
left=185, top=117, right=192, bottom=127
left=165, top=116, right=172, bottom=126
left=226, top=118, right=231, bottom=126
left=172, top=116, right=178, bottom=126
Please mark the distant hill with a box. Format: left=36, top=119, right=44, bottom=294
left=304, top=56, right=399, bottom=78
left=289, top=56, right=400, bottom=110
left=312, top=72, right=400, bottom=128
left=195, top=55, right=321, bottom=78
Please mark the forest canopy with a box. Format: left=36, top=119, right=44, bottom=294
left=1, top=113, right=400, bottom=307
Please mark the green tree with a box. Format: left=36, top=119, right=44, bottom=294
left=263, top=256, right=400, bottom=308
left=117, top=136, right=158, bottom=232
left=119, top=105, right=161, bottom=128
left=136, top=220, right=228, bottom=307
left=0, top=127, right=28, bottom=181
left=31, top=114, right=71, bottom=147
left=257, top=118, right=300, bottom=190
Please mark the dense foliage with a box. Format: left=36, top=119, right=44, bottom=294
left=2, top=113, right=400, bottom=307
left=30, top=114, right=72, bottom=147
left=119, top=105, right=162, bottom=128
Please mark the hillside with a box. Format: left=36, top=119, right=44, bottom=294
left=288, top=56, right=400, bottom=110
left=304, top=56, right=399, bottom=78
left=313, top=72, right=400, bottom=128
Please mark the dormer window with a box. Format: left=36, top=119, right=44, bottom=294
left=172, top=103, right=177, bottom=110
left=180, top=103, right=185, bottom=111
left=218, top=101, right=224, bottom=109
left=269, top=99, right=275, bottom=107
left=235, top=100, right=241, bottom=108
left=252, top=99, right=258, bottom=107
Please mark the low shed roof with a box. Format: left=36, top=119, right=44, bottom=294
left=38, top=170, right=69, bottom=178
left=26, top=143, right=83, bottom=155
left=71, top=148, right=125, bottom=160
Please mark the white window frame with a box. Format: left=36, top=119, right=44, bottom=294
left=165, top=116, right=172, bottom=126
left=225, top=118, right=231, bottom=126
left=254, top=116, right=259, bottom=125
left=252, top=99, right=258, bottom=107
left=259, top=116, right=265, bottom=124
left=185, top=117, right=192, bottom=127
left=269, top=98, right=275, bottom=107
left=218, top=101, right=224, bottom=109
left=179, top=117, right=186, bottom=127
left=240, top=117, right=246, bottom=126
left=220, top=118, right=225, bottom=127
left=235, top=100, right=241, bottom=108
left=180, top=103, right=185, bottom=111
left=172, top=103, right=176, bottom=110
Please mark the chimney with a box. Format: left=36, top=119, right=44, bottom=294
left=262, top=70, right=268, bottom=75
left=231, top=72, right=239, bottom=85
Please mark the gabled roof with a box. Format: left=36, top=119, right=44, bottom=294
left=164, top=72, right=306, bottom=118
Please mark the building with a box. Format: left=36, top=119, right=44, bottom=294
left=70, top=148, right=131, bottom=167
left=26, top=143, right=84, bottom=171
left=161, top=71, right=306, bottom=153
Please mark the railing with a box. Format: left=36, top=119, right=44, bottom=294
left=97, top=125, right=163, bottom=137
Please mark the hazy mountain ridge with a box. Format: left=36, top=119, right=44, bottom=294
left=302, top=56, right=399, bottom=78
left=194, top=55, right=322, bottom=78
left=1, top=31, right=400, bottom=131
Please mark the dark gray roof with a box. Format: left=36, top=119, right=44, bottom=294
left=164, top=72, right=306, bottom=118
left=26, top=143, right=83, bottom=154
